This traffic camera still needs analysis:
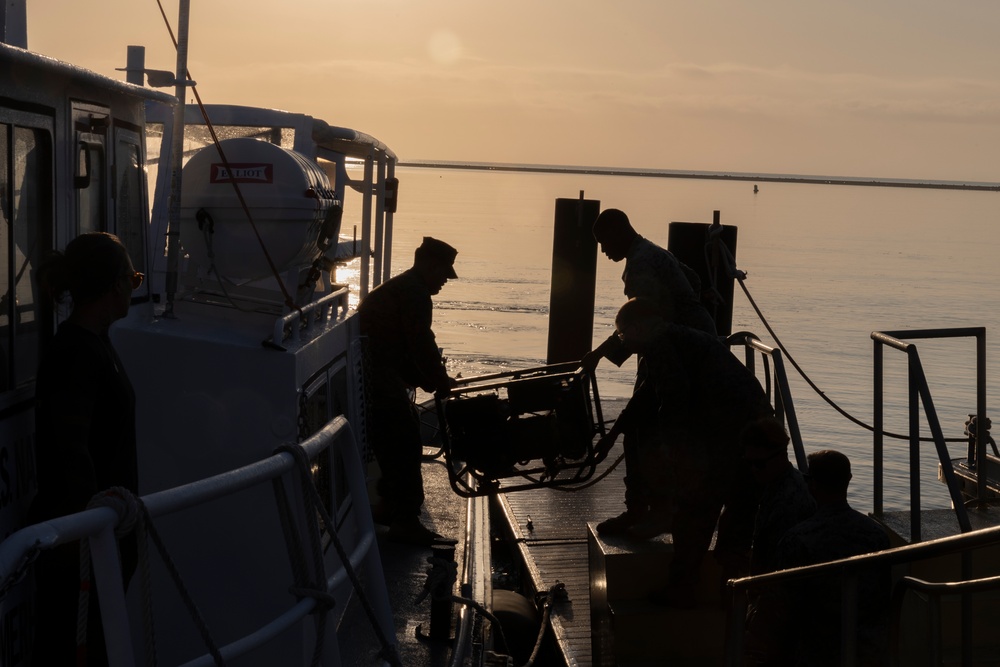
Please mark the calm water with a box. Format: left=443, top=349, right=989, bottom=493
left=343, top=167, right=1000, bottom=511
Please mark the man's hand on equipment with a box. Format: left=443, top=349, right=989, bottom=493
left=580, top=349, right=602, bottom=374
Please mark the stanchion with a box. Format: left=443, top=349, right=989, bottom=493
left=416, top=543, right=457, bottom=643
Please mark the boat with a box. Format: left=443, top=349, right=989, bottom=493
left=2, top=2, right=1000, bottom=666
left=0, top=2, right=404, bottom=664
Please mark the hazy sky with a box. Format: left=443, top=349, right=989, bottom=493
left=26, top=0, right=1000, bottom=182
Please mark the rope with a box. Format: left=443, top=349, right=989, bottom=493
left=271, top=450, right=331, bottom=666
left=77, top=488, right=225, bottom=666
left=153, top=0, right=303, bottom=317
left=702, top=230, right=971, bottom=445
left=521, top=582, right=566, bottom=667
left=138, top=497, right=226, bottom=665
left=736, top=276, right=966, bottom=444
left=273, top=443, right=403, bottom=667
left=197, top=210, right=261, bottom=313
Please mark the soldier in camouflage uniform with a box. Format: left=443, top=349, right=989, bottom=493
left=582, top=208, right=716, bottom=539
left=358, top=237, right=458, bottom=546
left=596, top=298, right=771, bottom=607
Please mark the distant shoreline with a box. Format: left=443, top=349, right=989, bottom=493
left=397, top=160, right=1000, bottom=192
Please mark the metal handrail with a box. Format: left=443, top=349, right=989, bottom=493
left=0, top=416, right=395, bottom=667
left=727, top=523, right=1000, bottom=667
left=725, top=332, right=807, bottom=472
left=722, top=327, right=991, bottom=667
left=888, top=572, right=1000, bottom=667
left=871, top=328, right=986, bottom=541
left=272, top=285, right=350, bottom=343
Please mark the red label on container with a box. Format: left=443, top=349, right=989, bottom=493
left=210, top=163, right=273, bottom=183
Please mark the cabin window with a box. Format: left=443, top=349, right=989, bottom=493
left=115, top=130, right=147, bottom=277
left=300, top=362, right=353, bottom=526
left=76, top=140, right=106, bottom=235
left=0, top=123, right=53, bottom=391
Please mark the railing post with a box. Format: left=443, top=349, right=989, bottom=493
left=908, top=350, right=921, bottom=543
left=962, top=551, right=973, bottom=667
left=372, top=152, right=386, bottom=287
left=873, top=339, right=884, bottom=516
left=929, top=590, right=942, bottom=665
left=359, top=154, right=374, bottom=298
left=976, top=329, right=988, bottom=504
left=840, top=570, right=858, bottom=667
left=771, top=352, right=807, bottom=472
left=383, top=158, right=395, bottom=285
left=725, top=586, right=748, bottom=667
left=90, top=521, right=135, bottom=667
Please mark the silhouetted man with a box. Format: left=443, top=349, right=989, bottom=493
left=583, top=208, right=716, bottom=540
left=596, top=298, right=769, bottom=606
left=359, top=237, right=458, bottom=545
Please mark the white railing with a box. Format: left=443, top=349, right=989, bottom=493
left=272, top=285, right=351, bottom=344
left=0, top=416, right=395, bottom=667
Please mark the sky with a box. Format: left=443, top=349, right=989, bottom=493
left=25, top=0, right=1000, bottom=182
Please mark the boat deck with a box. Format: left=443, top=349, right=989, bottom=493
left=491, top=396, right=631, bottom=667
left=497, top=456, right=627, bottom=666
left=338, top=446, right=471, bottom=666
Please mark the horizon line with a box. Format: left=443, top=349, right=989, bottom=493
left=396, top=160, right=1000, bottom=192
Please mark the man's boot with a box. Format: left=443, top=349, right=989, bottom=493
left=596, top=504, right=649, bottom=537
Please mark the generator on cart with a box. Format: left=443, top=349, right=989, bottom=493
left=435, top=363, right=607, bottom=497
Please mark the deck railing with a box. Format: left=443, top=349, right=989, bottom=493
left=273, top=284, right=351, bottom=344
left=0, top=416, right=394, bottom=667
left=723, top=327, right=992, bottom=667
left=726, top=522, right=1000, bottom=667
left=726, top=332, right=808, bottom=471
left=871, top=327, right=987, bottom=540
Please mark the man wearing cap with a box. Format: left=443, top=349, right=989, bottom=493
left=581, top=208, right=717, bottom=540
left=358, top=236, right=458, bottom=545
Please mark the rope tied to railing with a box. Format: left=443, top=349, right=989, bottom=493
left=272, top=442, right=403, bottom=667
left=706, top=233, right=969, bottom=445
left=271, top=444, right=331, bottom=666
left=79, top=487, right=226, bottom=667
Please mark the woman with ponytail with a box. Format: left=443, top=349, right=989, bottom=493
left=29, top=231, right=143, bottom=665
